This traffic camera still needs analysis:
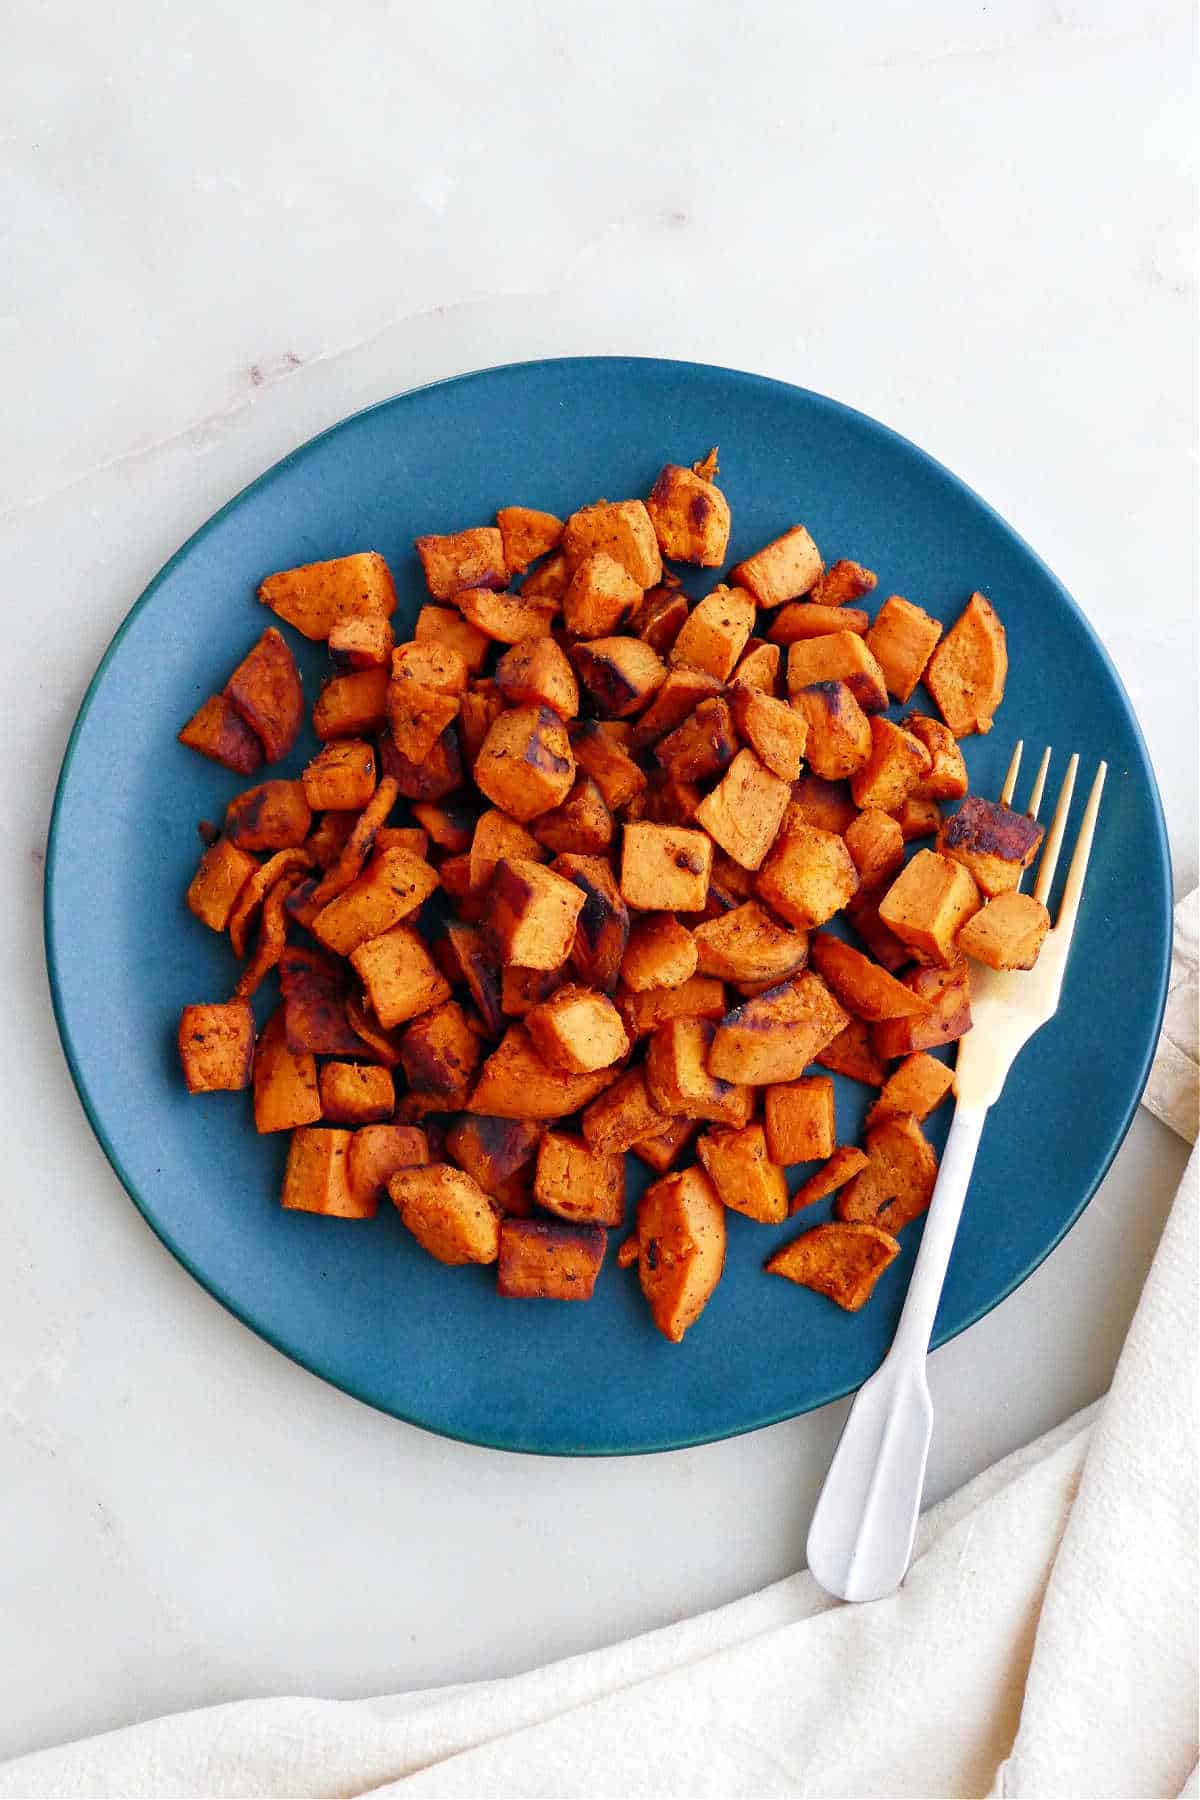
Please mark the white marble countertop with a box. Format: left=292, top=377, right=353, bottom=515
left=1, top=0, right=1194, bottom=1766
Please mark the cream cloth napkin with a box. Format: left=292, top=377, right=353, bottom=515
left=4, top=904, right=1196, bottom=1800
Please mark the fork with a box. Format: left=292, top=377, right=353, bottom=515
left=805, top=744, right=1107, bottom=1603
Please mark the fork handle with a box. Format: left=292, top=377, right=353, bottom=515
left=805, top=1101, right=988, bottom=1602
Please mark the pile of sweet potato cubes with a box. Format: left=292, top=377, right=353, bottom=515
left=177, top=450, right=1049, bottom=1342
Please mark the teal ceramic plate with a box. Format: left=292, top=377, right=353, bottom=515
left=45, top=358, right=1171, bottom=1453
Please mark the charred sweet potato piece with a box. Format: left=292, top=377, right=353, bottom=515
left=958, top=891, right=1050, bottom=970
left=572, top=637, right=667, bottom=718
left=305, top=811, right=358, bottom=871
left=282, top=1127, right=368, bottom=1217
left=534, top=1131, right=625, bottom=1226
left=350, top=924, right=452, bottom=1029
left=670, top=588, right=756, bottom=682
left=496, top=506, right=564, bottom=574
left=867, top=1052, right=955, bottom=1129
left=809, top=933, right=931, bottom=1022
left=224, top=627, right=304, bottom=763
left=709, top=972, right=849, bottom=1085
left=646, top=1017, right=752, bottom=1126
left=227, top=847, right=313, bottom=955
left=459, top=588, right=557, bottom=644
left=850, top=716, right=932, bottom=813
left=636, top=588, right=689, bottom=658
left=624, top=771, right=704, bottom=830
left=835, top=1114, right=938, bottom=1233
left=732, top=525, right=822, bottom=608
left=788, top=1145, right=872, bottom=1212
left=645, top=459, right=731, bottom=566
left=731, top=640, right=781, bottom=692
left=938, top=795, right=1045, bottom=898
left=766, top=1221, right=899, bottom=1310
left=581, top=1066, right=670, bottom=1154
left=756, top=822, right=859, bottom=930
left=729, top=683, right=807, bottom=782
left=279, top=946, right=363, bottom=1055
left=531, top=777, right=614, bottom=856
left=526, top=984, right=630, bottom=1073
left=397, top=999, right=482, bottom=1108
left=520, top=550, right=570, bottom=601
left=621, top=913, right=697, bottom=992
left=302, top=740, right=378, bottom=812
left=655, top=697, right=738, bottom=782
left=468, top=810, right=542, bottom=889
left=410, top=801, right=472, bottom=853
left=769, top=603, right=870, bottom=643
left=253, top=1008, right=321, bottom=1134
left=259, top=552, right=396, bottom=641
left=791, top=682, right=872, bottom=780
left=878, top=849, right=982, bottom=964
left=892, top=794, right=943, bottom=842
left=391, top=1164, right=501, bottom=1264
left=178, top=999, right=256, bottom=1094
left=414, top=604, right=491, bottom=676
left=563, top=552, right=643, bottom=639
left=786, top=633, right=888, bottom=713
left=553, top=852, right=630, bottom=994
left=457, top=682, right=506, bottom=766
left=225, top=780, right=312, bottom=852
left=178, top=694, right=263, bottom=776
left=488, top=858, right=586, bottom=971
left=234, top=867, right=303, bottom=999
left=347, top=1124, right=429, bottom=1212
left=905, top=713, right=969, bottom=802
left=386, top=682, right=460, bottom=765
left=624, top=1166, right=726, bottom=1343
left=329, top=612, right=395, bottom=669
left=924, top=592, right=1007, bottom=736
left=415, top=527, right=507, bottom=601
left=311, top=847, right=438, bottom=957
left=497, top=1217, right=607, bottom=1299
left=815, top=1017, right=888, bottom=1085
left=318, top=1061, right=395, bottom=1125
left=618, top=974, right=727, bottom=1038
left=307, top=776, right=400, bottom=906
left=473, top=705, right=575, bottom=821
left=467, top=1025, right=616, bottom=1120
left=345, top=992, right=406, bottom=1066
left=692, top=902, right=809, bottom=987
left=495, top=637, right=579, bottom=718
left=809, top=559, right=878, bottom=608
left=871, top=961, right=972, bottom=1058
left=843, top=809, right=905, bottom=890
left=187, top=838, right=258, bottom=933
left=501, top=964, right=562, bottom=1017
left=312, top=667, right=390, bottom=741
left=568, top=720, right=647, bottom=811
left=695, top=749, right=791, bottom=873
left=787, top=773, right=859, bottom=835
left=630, top=1116, right=701, bottom=1174
left=562, top=499, right=662, bottom=588
left=444, top=1114, right=541, bottom=1202
left=377, top=723, right=463, bottom=803
left=865, top=596, right=943, bottom=704
left=697, top=1123, right=788, bottom=1223
left=621, top=822, right=712, bottom=912
left=763, top=1075, right=835, bottom=1165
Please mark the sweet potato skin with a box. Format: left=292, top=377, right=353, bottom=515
left=497, top=1218, right=607, bottom=1300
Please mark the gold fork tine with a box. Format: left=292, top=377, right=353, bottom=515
left=1000, top=741, right=1023, bottom=805
left=1032, top=753, right=1079, bottom=907
left=1052, top=762, right=1106, bottom=937
left=1025, top=747, right=1051, bottom=821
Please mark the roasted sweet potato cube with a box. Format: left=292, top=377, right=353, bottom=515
left=865, top=596, right=943, bottom=704
left=520, top=550, right=570, bottom=601
left=729, top=684, right=807, bottom=782
left=501, top=964, right=562, bottom=1016
left=553, top=852, right=630, bottom=994
left=415, top=527, right=507, bottom=601
left=695, top=749, right=791, bottom=872
left=697, top=1123, right=788, bottom=1223
left=787, top=774, right=858, bottom=835
left=867, top=1053, right=955, bottom=1129
left=655, top=697, right=738, bottom=782
left=409, top=802, right=472, bottom=853
left=763, top=1075, right=835, bottom=1165
left=562, top=499, right=662, bottom=588
left=224, top=627, right=303, bottom=763
left=924, top=592, right=1007, bottom=736
left=457, top=683, right=505, bottom=766
left=871, top=961, right=972, bottom=1057
left=187, top=838, right=258, bottom=933
left=377, top=724, right=464, bottom=802
left=732, top=525, right=822, bottom=608
left=534, top=1131, right=625, bottom=1226
left=312, top=848, right=438, bottom=956
left=302, top=740, right=377, bottom=812
left=532, top=777, right=614, bottom=856
left=178, top=693, right=263, bottom=776
left=563, top=551, right=642, bottom=639
left=668, top=588, right=755, bottom=684
left=488, top=858, right=586, bottom=971
left=892, top=794, right=943, bottom=842
left=497, top=1217, right=606, bottom=1299
left=786, top=632, right=888, bottom=712
left=843, top=809, right=905, bottom=890
left=645, top=461, right=731, bottom=566
left=495, top=637, right=579, bottom=718
left=567, top=720, right=646, bottom=811
left=350, top=924, right=451, bottom=1029
left=905, top=713, right=969, bottom=801
left=637, top=585, right=690, bottom=655
left=850, top=716, right=932, bottom=813
left=620, top=822, right=712, bottom=912
left=692, top=902, right=809, bottom=986
left=878, top=849, right=982, bottom=964
left=397, top=999, right=481, bottom=1106
left=621, top=913, right=697, bottom=993
left=281, top=1127, right=367, bottom=1217
left=391, top=639, right=470, bottom=695
left=938, top=795, right=1045, bottom=897
left=318, top=1062, right=395, bottom=1125
left=769, top=603, right=870, bottom=644
left=278, top=945, right=362, bottom=1054
left=625, top=1166, right=726, bottom=1342
left=386, top=682, right=460, bottom=765
left=468, top=810, right=542, bottom=889
left=815, top=1017, right=889, bottom=1085
left=958, top=891, right=1050, bottom=970
left=766, top=1221, right=899, bottom=1310
left=225, top=780, right=312, bottom=851
left=178, top=999, right=255, bottom=1094
left=472, top=705, right=575, bottom=821
left=709, top=972, right=849, bottom=1085
left=810, top=559, right=878, bottom=608
left=618, top=974, right=727, bottom=1038
left=444, top=1114, right=541, bottom=1200
left=414, top=604, right=491, bottom=676
left=329, top=612, right=395, bottom=669
left=347, top=1124, right=428, bottom=1211
left=630, top=1116, right=700, bottom=1174
left=731, top=640, right=781, bottom=692
left=756, top=822, right=859, bottom=929
left=391, top=1164, right=501, bottom=1264
left=572, top=637, right=667, bottom=718
left=581, top=1066, right=670, bottom=1153
left=646, top=1017, right=751, bottom=1125
left=259, top=552, right=395, bottom=641
left=459, top=588, right=556, bottom=645
left=809, top=932, right=931, bottom=1022
left=496, top=506, right=564, bottom=574
left=467, top=1024, right=616, bottom=1119
left=312, top=667, right=389, bottom=741
left=526, top=984, right=629, bottom=1073
left=791, top=682, right=873, bottom=780
left=835, top=1114, right=938, bottom=1233
left=788, top=1145, right=871, bottom=1212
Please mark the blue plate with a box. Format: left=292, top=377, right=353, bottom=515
left=45, top=358, right=1171, bottom=1454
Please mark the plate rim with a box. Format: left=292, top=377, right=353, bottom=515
left=43, top=354, right=1174, bottom=1455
